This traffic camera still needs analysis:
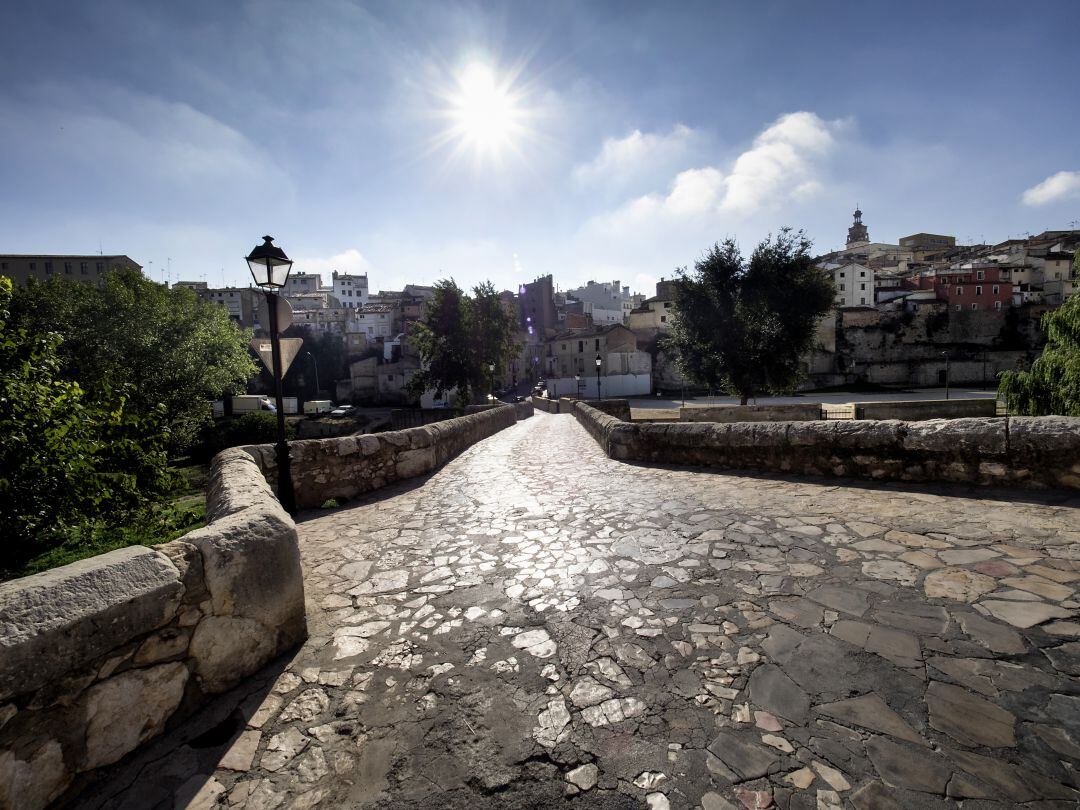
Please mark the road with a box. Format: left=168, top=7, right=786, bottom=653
left=84, top=412, right=1079, bottom=809
left=630, top=388, right=999, bottom=410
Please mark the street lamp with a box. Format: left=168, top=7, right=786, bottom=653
left=305, top=351, right=319, bottom=397
left=595, top=353, right=603, bottom=401
left=246, top=235, right=296, bottom=515
left=575, top=373, right=582, bottom=399
left=941, top=351, right=950, bottom=401
left=488, top=362, right=495, bottom=401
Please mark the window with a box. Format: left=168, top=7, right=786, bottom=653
left=595, top=338, right=600, bottom=350
left=995, top=301, right=1002, bottom=310
left=96, top=262, right=104, bottom=272
left=578, top=340, right=583, bottom=353
left=992, top=285, right=999, bottom=294
left=956, top=286, right=963, bottom=295
left=971, top=303, right=978, bottom=310
left=860, top=297, right=866, bottom=305
left=0, top=263, right=6, bottom=271
left=859, top=271, right=866, bottom=278
left=29, top=262, right=36, bottom=271
left=45, top=262, right=53, bottom=274
left=955, top=305, right=961, bottom=312
left=660, top=315, right=667, bottom=323
left=839, top=272, right=845, bottom=278
left=860, top=283, right=866, bottom=290
left=80, top=262, right=88, bottom=274
left=977, top=270, right=985, bottom=280
left=663, top=302, right=671, bottom=308
left=975, top=286, right=982, bottom=295
left=839, top=283, right=845, bottom=291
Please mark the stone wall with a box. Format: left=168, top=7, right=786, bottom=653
left=245, top=404, right=523, bottom=510
left=852, top=398, right=997, bottom=421
left=679, top=403, right=822, bottom=423
left=0, top=449, right=307, bottom=810
left=532, top=396, right=560, bottom=414
left=574, top=402, right=1080, bottom=491
left=580, top=399, right=632, bottom=421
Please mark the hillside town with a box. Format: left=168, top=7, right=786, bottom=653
left=3, top=211, right=1076, bottom=405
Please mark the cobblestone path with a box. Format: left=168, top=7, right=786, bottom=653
left=91, top=413, right=1080, bottom=810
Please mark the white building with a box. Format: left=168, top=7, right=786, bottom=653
left=356, top=304, right=395, bottom=339
left=332, top=270, right=369, bottom=309
left=826, top=262, right=875, bottom=308
left=564, top=279, right=639, bottom=324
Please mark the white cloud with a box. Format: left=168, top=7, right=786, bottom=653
left=296, top=248, right=373, bottom=285
left=586, top=111, right=844, bottom=235
left=573, top=124, right=698, bottom=186
left=1021, top=170, right=1080, bottom=206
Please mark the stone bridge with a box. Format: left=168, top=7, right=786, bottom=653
left=69, top=413, right=1080, bottom=808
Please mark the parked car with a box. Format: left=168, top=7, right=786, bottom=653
left=329, top=406, right=352, bottom=418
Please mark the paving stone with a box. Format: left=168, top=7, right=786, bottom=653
left=707, top=731, right=779, bottom=780
left=805, top=585, right=869, bottom=617
left=849, top=781, right=902, bottom=810
left=815, top=694, right=925, bottom=746
left=925, top=681, right=1015, bottom=747
left=979, top=599, right=1071, bottom=628
left=954, top=611, right=1026, bottom=653
left=864, top=736, right=952, bottom=794
left=924, top=568, right=997, bottom=602
left=748, top=664, right=810, bottom=724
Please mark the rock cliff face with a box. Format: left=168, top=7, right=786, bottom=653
left=575, top=402, right=1080, bottom=491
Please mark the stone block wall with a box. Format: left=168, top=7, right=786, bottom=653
left=574, top=402, right=1080, bottom=491
left=0, top=449, right=307, bottom=810
left=852, top=398, right=997, bottom=421
left=532, top=396, right=560, bottom=414
left=679, top=403, right=822, bottom=423
left=580, top=399, right=632, bottom=421
left=245, top=404, right=523, bottom=510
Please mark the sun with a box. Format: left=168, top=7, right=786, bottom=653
left=442, top=61, right=528, bottom=158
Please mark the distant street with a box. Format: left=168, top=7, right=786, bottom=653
left=631, top=387, right=1000, bottom=410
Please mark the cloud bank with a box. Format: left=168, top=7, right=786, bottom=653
left=1021, top=170, right=1080, bottom=206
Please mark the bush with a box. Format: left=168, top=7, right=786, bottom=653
left=195, top=411, right=297, bottom=460
left=0, top=277, right=173, bottom=574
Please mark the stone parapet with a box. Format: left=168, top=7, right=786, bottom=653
left=575, top=402, right=1080, bottom=491
left=679, top=403, right=822, bottom=422
left=0, top=448, right=307, bottom=810
left=851, top=398, right=998, bottom=421
left=246, top=403, right=522, bottom=510
left=531, top=396, right=560, bottom=414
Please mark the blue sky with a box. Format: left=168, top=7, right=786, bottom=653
left=2, top=1, right=1078, bottom=296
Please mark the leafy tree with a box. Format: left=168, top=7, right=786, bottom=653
left=8, top=269, right=256, bottom=451
left=998, top=292, right=1080, bottom=416
left=667, top=229, right=835, bottom=404
left=0, top=277, right=172, bottom=571
left=408, top=279, right=520, bottom=403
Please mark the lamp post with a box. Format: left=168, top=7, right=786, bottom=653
left=941, top=351, right=950, bottom=401
left=246, top=236, right=296, bottom=515
left=575, top=373, right=582, bottom=399
left=305, top=351, right=319, bottom=397
left=488, top=362, right=495, bottom=401
left=595, top=353, right=603, bottom=401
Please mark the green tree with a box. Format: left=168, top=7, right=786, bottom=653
left=9, top=269, right=256, bottom=451
left=0, top=277, right=171, bottom=571
left=667, top=229, right=835, bottom=404
left=408, top=279, right=520, bottom=404
left=998, top=291, right=1080, bottom=416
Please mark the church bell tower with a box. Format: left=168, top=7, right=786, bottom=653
left=846, top=206, right=869, bottom=246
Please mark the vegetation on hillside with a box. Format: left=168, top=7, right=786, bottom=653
left=998, top=277, right=1080, bottom=416
left=667, top=230, right=835, bottom=404
left=0, top=270, right=255, bottom=578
